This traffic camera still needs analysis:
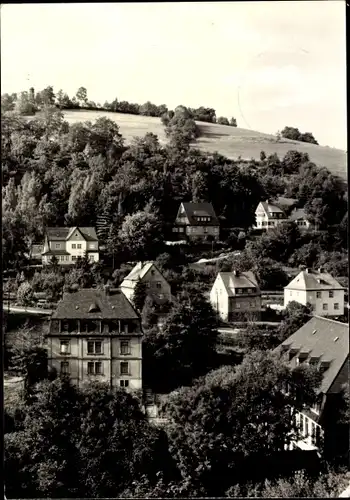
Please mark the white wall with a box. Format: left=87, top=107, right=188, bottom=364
left=210, top=277, right=228, bottom=320
left=285, top=288, right=344, bottom=316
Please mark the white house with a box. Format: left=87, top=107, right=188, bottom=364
left=284, top=268, right=345, bottom=317
left=41, top=227, right=99, bottom=265
left=120, top=261, right=172, bottom=305
left=210, top=270, right=261, bottom=322
left=254, top=200, right=288, bottom=230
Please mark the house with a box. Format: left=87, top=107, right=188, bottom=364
left=172, top=202, right=220, bottom=241
left=47, top=287, right=142, bottom=390
left=289, top=208, right=313, bottom=230
left=254, top=200, right=288, bottom=230
left=120, top=261, right=171, bottom=305
left=284, top=268, right=345, bottom=317
left=210, top=270, right=261, bottom=321
left=41, top=227, right=99, bottom=265
left=274, top=316, right=349, bottom=461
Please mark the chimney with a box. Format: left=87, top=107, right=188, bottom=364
left=104, top=284, right=111, bottom=295
left=305, top=268, right=310, bottom=274
left=233, top=269, right=238, bottom=277
left=318, top=267, right=323, bottom=273
left=265, top=199, right=269, bottom=204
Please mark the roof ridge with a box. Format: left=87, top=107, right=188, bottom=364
left=313, top=315, right=349, bottom=326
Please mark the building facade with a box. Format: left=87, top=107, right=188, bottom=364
left=254, top=200, right=288, bottom=230
left=284, top=268, right=345, bottom=317
left=289, top=208, right=313, bottom=230
left=47, top=288, right=142, bottom=390
left=274, top=316, right=349, bottom=462
left=210, top=270, right=261, bottom=321
left=120, top=261, right=172, bottom=305
left=40, top=227, right=99, bottom=265
left=172, top=202, right=220, bottom=241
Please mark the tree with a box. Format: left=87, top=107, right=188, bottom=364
left=277, top=301, right=313, bottom=343
left=260, top=151, right=266, bottom=161
left=1, top=93, right=17, bottom=112
left=143, top=290, right=218, bottom=392
left=16, top=282, right=35, bottom=307
left=76, top=87, right=88, bottom=107
left=118, top=210, right=164, bottom=260
left=15, top=91, right=37, bottom=115
left=229, top=117, right=237, bottom=127
left=133, top=278, right=147, bottom=313
left=161, top=350, right=321, bottom=495
left=217, top=117, right=230, bottom=126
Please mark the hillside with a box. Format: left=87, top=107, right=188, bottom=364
left=61, top=110, right=347, bottom=181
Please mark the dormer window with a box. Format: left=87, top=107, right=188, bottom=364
left=89, top=303, right=100, bottom=313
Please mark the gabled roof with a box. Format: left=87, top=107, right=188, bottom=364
left=46, top=227, right=98, bottom=241
left=289, top=208, right=309, bottom=221
left=51, top=288, right=139, bottom=320
left=177, top=202, right=219, bottom=226
left=285, top=270, right=344, bottom=291
left=274, top=316, right=349, bottom=394
left=216, top=270, right=260, bottom=297
left=258, top=201, right=285, bottom=215
left=121, top=261, right=166, bottom=287
left=42, top=249, right=71, bottom=256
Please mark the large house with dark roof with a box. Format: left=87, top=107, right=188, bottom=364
left=274, top=316, right=349, bottom=461
left=120, top=261, right=171, bottom=305
left=172, top=202, right=220, bottom=241
left=284, top=268, right=345, bottom=317
left=47, top=287, right=142, bottom=390
left=37, top=227, right=99, bottom=265
left=210, top=270, right=261, bottom=321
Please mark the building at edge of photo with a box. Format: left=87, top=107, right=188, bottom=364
left=284, top=268, right=345, bottom=317
left=120, top=261, right=172, bottom=305
left=172, top=201, right=220, bottom=241
left=46, top=286, right=142, bottom=390
left=32, top=226, right=99, bottom=265
left=209, top=269, right=261, bottom=321
left=274, top=316, right=349, bottom=463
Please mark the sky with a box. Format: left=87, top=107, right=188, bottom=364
left=1, top=2, right=346, bottom=149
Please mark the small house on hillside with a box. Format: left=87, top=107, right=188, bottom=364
left=47, top=287, right=142, bottom=390
left=274, top=316, right=349, bottom=462
left=120, top=261, right=171, bottom=305
left=40, top=227, right=99, bottom=265
left=172, top=202, right=220, bottom=241
left=254, top=200, right=288, bottom=230
left=210, top=270, right=261, bottom=321
left=289, top=208, right=313, bottom=230
left=284, top=268, right=345, bottom=317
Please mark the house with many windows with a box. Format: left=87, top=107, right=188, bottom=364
left=284, top=268, right=345, bottom=317
left=210, top=270, right=261, bottom=321
left=120, top=261, right=171, bottom=305
left=39, top=227, right=99, bottom=265
left=47, top=287, right=142, bottom=390
left=172, top=202, right=220, bottom=241
left=274, top=316, right=349, bottom=462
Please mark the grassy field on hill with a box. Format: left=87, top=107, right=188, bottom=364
left=62, top=110, right=347, bottom=180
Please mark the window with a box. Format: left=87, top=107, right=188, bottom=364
left=72, top=256, right=77, bottom=261
left=90, top=243, right=96, bottom=249
left=77, top=244, right=82, bottom=249
left=290, top=291, right=293, bottom=296
left=89, top=255, right=94, bottom=262
left=71, top=244, right=76, bottom=249
left=120, top=380, right=129, bottom=388
left=120, top=340, right=130, bottom=355
left=60, top=340, right=70, bottom=354
left=87, top=340, right=102, bottom=354
left=322, top=303, right=328, bottom=311
left=60, top=361, right=69, bottom=375
left=316, top=291, right=322, bottom=298
left=329, top=291, right=334, bottom=298
left=87, top=361, right=102, bottom=375
left=334, top=303, right=339, bottom=310
left=179, top=227, right=184, bottom=233
left=120, top=361, right=129, bottom=375
left=55, top=243, right=61, bottom=249
left=156, top=282, right=162, bottom=289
